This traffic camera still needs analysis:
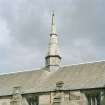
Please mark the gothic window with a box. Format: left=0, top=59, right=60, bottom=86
left=87, top=94, right=100, bottom=105
left=27, top=96, right=39, bottom=105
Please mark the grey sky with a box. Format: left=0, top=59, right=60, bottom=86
left=0, top=0, right=105, bottom=73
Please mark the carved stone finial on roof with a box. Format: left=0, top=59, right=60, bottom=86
left=13, top=86, right=22, bottom=95
left=10, top=86, right=22, bottom=105
left=56, top=81, right=64, bottom=90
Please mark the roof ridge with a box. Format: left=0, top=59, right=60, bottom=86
left=0, top=68, right=46, bottom=76
left=60, top=60, right=105, bottom=68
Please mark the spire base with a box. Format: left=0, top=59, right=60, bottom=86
left=45, top=55, right=61, bottom=72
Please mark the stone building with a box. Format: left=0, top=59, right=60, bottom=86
left=0, top=12, right=105, bottom=105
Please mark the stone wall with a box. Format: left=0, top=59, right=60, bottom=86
left=22, top=97, right=29, bottom=105
left=59, top=91, right=87, bottom=105
left=39, top=94, right=51, bottom=105
left=0, top=89, right=105, bottom=105
left=0, top=99, right=11, bottom=105
left=0, top=91, right=86, bottom=105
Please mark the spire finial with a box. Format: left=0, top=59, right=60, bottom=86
left=51, top=10, right=56, bottom=34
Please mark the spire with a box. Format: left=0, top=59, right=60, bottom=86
left=45, top=11, right=61, bottom=72
left=51, top=11, right=56, bottom=34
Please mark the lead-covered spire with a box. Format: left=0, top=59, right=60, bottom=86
left=45, top=11, right=61, bottom=71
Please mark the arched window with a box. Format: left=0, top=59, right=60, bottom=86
left=87, top=94, right=100, bottom=105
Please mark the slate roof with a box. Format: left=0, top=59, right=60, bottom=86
left=0, top=61, right=105, bottom=96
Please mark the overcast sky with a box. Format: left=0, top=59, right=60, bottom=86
left=0, top=0, right=105, bottom=73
